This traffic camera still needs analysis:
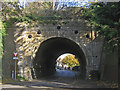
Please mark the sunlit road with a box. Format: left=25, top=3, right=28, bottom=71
left=1, top=70, right=105, bottom=89
left=53, top=69, right=80, bottom=77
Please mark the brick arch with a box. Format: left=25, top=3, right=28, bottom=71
left=32, top=37, right=88, bottom=79
left=40, top=36, right=91, bottom=67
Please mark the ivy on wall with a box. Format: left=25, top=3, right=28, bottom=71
left=0, top=21, right=7, bottom=59
left=0, top=22, right=6, bottom=82
left=1, top=2, right=119, bottom=53
left=0, top=30, right=2, bottom=82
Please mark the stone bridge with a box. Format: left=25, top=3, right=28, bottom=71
left=11, top=19, right=103, bottom=80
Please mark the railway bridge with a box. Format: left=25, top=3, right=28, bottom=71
left=3, top=19, right=104, bottom=80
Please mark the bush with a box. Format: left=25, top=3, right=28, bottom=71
left=16, top=75, right=28, bottom=81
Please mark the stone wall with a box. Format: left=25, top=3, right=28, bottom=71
left=2, top=26, right=16, bottom=79
left=2, top=20, right=104, bottom=80
left=0, top=2, right=2, bottom=82
left=99, top=47, right=118, bottom=82
left=0, top=30, right=2, bottom=82
left=14, top=20, right=104, bottom=80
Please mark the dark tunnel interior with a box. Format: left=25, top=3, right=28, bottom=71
left=33, top=37, right=86, bottom=78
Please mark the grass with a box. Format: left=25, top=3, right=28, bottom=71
left=2, top=76, right=29, bottom=84
left=2, top=78, right=21, bottom=84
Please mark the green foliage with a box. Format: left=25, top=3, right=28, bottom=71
left=0, top=22, right=6, bottom=79
left=62, top=55, right=80, bottom=67
left=1, top=21, right=7, bottom=41
left=1, top=2, right=21, bottom=54
left=0, top=30, right=3, bottom=59
left=16, top=75, right=28, bottom=81
left=15, top=17, right=32, bottom=23
left=14, top=15, right=61, bottom=24
left=2, top=2, right=22, bottom=20
left=1, top=2, right=84, bottom=26
left=1, top=2, right=120, bottom=52
left=80, top=2, right=120, bottom=51
left=1, top=2, right=67, bottom=26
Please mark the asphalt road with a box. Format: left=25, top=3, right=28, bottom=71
left=53, top=69, right=80, bottom=77
left=1, top=69, right=105, bottom=89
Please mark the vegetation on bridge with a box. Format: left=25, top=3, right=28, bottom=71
left=1, top=1, right=119, bottom=53
left=80, top=2, right=120, bottom=52
left=0, top=1, right=119, bottom=83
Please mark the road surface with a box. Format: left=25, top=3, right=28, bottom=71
left=53, top=69, right=80, bottom=77
left=1, top=69, right=105, bottom=89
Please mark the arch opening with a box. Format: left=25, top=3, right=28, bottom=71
left=56, top=53, right=80, bottom=70
left=55, top=53, right=80, bottom=77
left=33, top=37, right=86, bottom=79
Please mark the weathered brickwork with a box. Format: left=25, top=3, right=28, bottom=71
left=3, top=20, right=104, bottom=80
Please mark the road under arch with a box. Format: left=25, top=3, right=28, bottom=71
left=33, top=37, right=86, bottom=79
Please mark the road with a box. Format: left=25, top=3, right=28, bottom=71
left=53, top=69, right=80, bottom=77
left=1, top=69, right=105, bottom=89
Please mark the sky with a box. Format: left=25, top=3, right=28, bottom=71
left=18, top=0, right=93, bottom=9
left=57, top=53, right=73, bottom=60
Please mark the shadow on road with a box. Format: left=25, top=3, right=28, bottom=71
left=2, top=70, right=106, bottom=89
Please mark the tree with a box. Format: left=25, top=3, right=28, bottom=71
left=62, top=55, right=80, bottom=67
left=80, top=2, right=120, bottom=51
left=2, top=2, right=22, bottom=21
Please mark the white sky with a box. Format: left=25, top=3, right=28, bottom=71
left=57, top=53, right=73, bottom=60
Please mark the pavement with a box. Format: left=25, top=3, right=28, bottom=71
left=1, top=79, right=105, bottom=89
left=1, top=70, right=107, bottom=89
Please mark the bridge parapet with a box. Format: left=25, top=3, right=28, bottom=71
left=13, top=21, right=103, bottom=80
